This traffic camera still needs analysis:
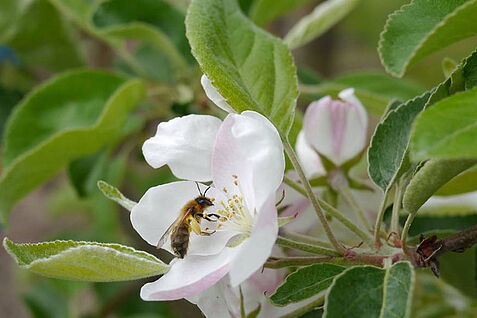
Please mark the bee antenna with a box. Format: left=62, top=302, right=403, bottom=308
left=203, top=185, right=211, bottom=196
left=195, top=181, right=203, bottom=196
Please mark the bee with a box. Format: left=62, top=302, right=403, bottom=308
left=157, top=183, right=220, bottom=258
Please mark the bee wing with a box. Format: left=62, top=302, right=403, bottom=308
left=156, top=206, right=194, bottom=249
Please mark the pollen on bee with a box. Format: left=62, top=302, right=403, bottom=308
left=211, top=198, right=216, bottom=202
left=219, top=217, right=227, bottom=222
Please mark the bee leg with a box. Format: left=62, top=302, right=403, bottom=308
left=197, top=213, right=220, bottom=222
left=200, top=230, right=216, bottom=236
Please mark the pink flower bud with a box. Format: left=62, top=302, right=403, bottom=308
left=303, top=88, right=368, bottom=166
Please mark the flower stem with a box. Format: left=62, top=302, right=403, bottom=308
left=283, top=176, right=373, bottom=247
left=279, top=296, right=325, bottom=318
left=318, top=198, right=374, bottom=247
left=283, top=140, right=344, bottom=254
left=337, top=185, right=371, bottom=230
left=391, top=183, right=404, bottom=235
left=276, top=236, right=341, bottom=257
left=401, top=212, right=416, bottom=254
left=373, top=188, right=391, bottom=247
left=278, top=296, right=324, bottom=318
left=281, top=231, right=333, bottom=248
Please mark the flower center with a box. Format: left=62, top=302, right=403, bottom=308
left=207, top=175, right=254, bottom=236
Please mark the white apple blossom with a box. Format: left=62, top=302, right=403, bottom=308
left=131, top=109, right=285, bottom=301
left=188, top=264, right=323, bottom=317
left=302, top=88, right=368, bottom=166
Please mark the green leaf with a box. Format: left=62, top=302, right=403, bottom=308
left=68, top=151, right=108, bottom=198
left=186, top=0, right=298, bottom=135
left=249, top=0, right=312, bottom=27
left=0, top=70, right=145, bottom=222
left=379, top=0, right=477, bottom=77
left=6, top=0, right=84, bottom=71
left=92, top=0, right=191, bottom=68
left=402, top=214, right=477, bottom=237
left=97, top=180, right=137, bottom=212
left=442, top=57, right=458, bottom=78
left=270, top=264, right=345, bottom=306
left=0, top=0, right=25, bottom=42
left=402, top=159, right=477, bottom=214
left=324, top=262, right=414, bottom=318
left=284, top=0, right=360, bottom=50
left=368, top=92, right=430, bottom=190
left=99, top=22, right=189, bottom=76
left=4, top=238, right=168, bottom=281
left=0, top=86, right=22, bottom=139
left=439, top=246, right=477, bottom=299
left=301, top=72, right=424, bottom=115
left=436, top=164, right=477, bottom=195
left=410, top=87, right=477, bottom=161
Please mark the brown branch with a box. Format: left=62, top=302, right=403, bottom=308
left=412, top=224, right=477, bottom=277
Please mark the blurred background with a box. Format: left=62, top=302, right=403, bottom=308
left=1, top=0, right=477, bottom=317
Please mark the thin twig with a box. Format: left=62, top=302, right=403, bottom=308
left=374, top=188, right=391, bottom=247
left=276, top=236, right=341, bottom=257
left=281, top=231, right=333, bottom=248
left=338, top=185, right=371, bottom=230
left=390, top=183, right=404, bottom=236
left=401, top=213, right=416, bottom=254
left=283, top=140, right=344, bottom=254
left=283, top=176, right=373, bottom=247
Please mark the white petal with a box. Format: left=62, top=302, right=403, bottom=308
left=142, top=115, right=222, bottom=181
left=229, top=196, right=278, bottom=286
left=201, top=75, right=236, bottom=113
left=130, top=181, right=228, bottom=256
left=304, top=90, right=368, bottom=166
left=295, top=131, right=325, bottom=178
left=212, top=111, right=285, bottom=212
left=140, top=249, right=235, bottom=301
left=339, top=88, right=368, bottom=126
left=187, top=279, right=237, bottom=318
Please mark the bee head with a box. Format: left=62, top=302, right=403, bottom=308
left=195, top=196, right=214, bottom=207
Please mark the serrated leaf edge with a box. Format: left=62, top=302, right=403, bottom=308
left=322, top=262, right=414, bottom=318
left=269, top=263, right=345, bottom=306
left=378, top=0, right=477, bottom=77
left=3, top=238, right=165, bottom=267
left=367, top=91, right=429, bottom=190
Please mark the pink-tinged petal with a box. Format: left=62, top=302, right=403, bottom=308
left=304, top=90, right=368, bottom=166
left=187, top=279, right=238, bottom=318
left=339, top=88, right=368, bottom=126
left=130, top=181, right=227, bottom=254
left=142, top=115, right=221, bottom=181
left=247, top=267, right=284, bottom=295
left=296, top=131, right=325, bottom=178
left=140, top=249, right=236, bottom=301
left=212, top=111, right=285, bottom=212
left=229, top=196, right=278, bottom=286
left=201, top=75, right=236, bottom=114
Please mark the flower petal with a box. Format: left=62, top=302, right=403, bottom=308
left=142, top=115, right=222, bottom=181
left=201, top=75, right=236, bottom=113
left=130, top=181, right=228, bottom=256
left=212, top=111, right=285, bottom=212
left=187, top=279, right=237, bottom=318
left=304, top=90, right=368, bottom=166
left=140, top=249, right=235, bottom=301
left=229, top=196, right=278, bottom=286
left=296, top=131, right=325, bottom=178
